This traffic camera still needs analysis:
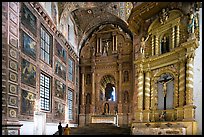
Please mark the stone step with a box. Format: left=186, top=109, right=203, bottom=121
left=53, top=123, right=130, bottom=135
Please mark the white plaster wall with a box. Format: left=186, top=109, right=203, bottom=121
left=19, top=121, right=78, bottom=135
left=193, top=8, right=202, bottom=135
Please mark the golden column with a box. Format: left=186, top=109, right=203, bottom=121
left=143, top=69, right=151, bottom=122
left=135, top=64, right=144, bottom=122
left=176, top=58, right=186, bottom=120
left=183, top=52, right=196, bottom=121
left=151, top=35, right=155, bottom=56
left=176, top=25, right=180, bottom=47
left=172, top=26, right=175, bottom=49
left=155, top=35, right=159, bottom=55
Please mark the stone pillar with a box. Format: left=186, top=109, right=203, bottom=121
left=151, top=36, right=155, bottom=56
left=81, top=67, right=85, bottom=107
left=143, top=70, right=150, bottom=122
left=176, top=25, right=180, bottom=47
left=96, top=36, right=99, bottom=53
left=100, top=37, right=102, bottom=53
left=112, top=34, right=115, bottom=51
left=118, top=64, right=122, bottom=104
left=115, top=35, right=118, bottom=51
left=117, top=63, right=122, bottom=114
left=183, top=52, right=196, bottom=121
left=135, top=65, right=144, bottom=122
left=91, top=67, right=95, bottom=114
left=172, top=26, right=175, bottom=49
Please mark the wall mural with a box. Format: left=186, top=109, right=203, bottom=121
left=55, top=40, right=67, bottom=64
left=55, top=60, right=66, bottom=80
left=22, top=32, right=36, bottom=59
left=21, top=4, right=37, bottom=34
left=21, top=89, right=36, bottom=115
left=55, top=79, right=66, bottom=100
left=21, top=58, right=36, bottom=87
left=54, top=101, right=65, bottom=120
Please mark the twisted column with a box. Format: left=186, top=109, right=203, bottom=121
left=179, top=59, right=186, bottom=106
left=137, top=68, right=144, bottom=110
left=185, top=54, right=194, bottom=105
left=176, top=25, right=180, bottom=47
left=155, top=36, right=159, bottom=55
left=144, top=71, right=150, bottom=110
left=172, top=26, right=175, bottom=49
left=151, top=36, right=155, bottom=56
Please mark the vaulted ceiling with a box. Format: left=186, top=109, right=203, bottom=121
left=58, top=2, right=135, bottom=50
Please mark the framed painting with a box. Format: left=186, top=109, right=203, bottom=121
left=22, top=32, right=36, bottom=59
left=21, top=4, right=37, bottom=35
left=55, top=40, right=67, bottom=64
left=55, top=60, right=66, bottom=80
left=55, top=79, right=66, bottom=100
left=21, top=58, right=36, bottom=87
left=21, top=89, right=35, bottom=115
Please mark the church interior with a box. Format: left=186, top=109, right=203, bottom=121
left=2, top=2, right=202, bottom=135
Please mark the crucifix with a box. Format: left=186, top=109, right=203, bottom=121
left=158, top=74, right=174, bottom=111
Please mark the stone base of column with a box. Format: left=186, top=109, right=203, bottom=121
left=135, top=110, right=143, bottom=122
left=143, top=110, right=150, bottom=122
left=79, top=114, right=86, bottom=127
left=183, top=105, right=196, bottom=121
left=176, top=107, right=184, bottom=121
left=2, top=121, right=23, bottom=135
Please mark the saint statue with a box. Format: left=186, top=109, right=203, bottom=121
left=140, top=34, right=150, bottom=55
left=103, top=40, right=109, bottom=55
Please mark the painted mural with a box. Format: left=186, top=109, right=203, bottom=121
left=54, top=101, right=65, bottom=120
left=21, top=89, right=36, bottom=115
left=55, top=40, right=67, bottom=63
left=21, top=58, right=36, bottom=87
left=55, top=79, right=66, bottom=100
left=55, top=60, right=66, bottom=80
left=21, top=4, right=37, bottom=34
left=22, top=32, right=36, bottom=59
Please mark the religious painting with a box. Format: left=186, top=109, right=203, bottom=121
left=55, top=79, right=66, bottom=100
left=22, top=32, right=36, bottom=59
left=21, top=58, right=36, bottom=87
left=55, top=40, right=67, bottom=63
left=54, top=101, right=65, bottom=120
left=55, top=60, right=66, bottom=80
left=21, top=89, right=36, bottom=115
left=21, top=4, right=37, bottom=35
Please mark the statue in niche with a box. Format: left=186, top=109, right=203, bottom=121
left=188, top=11, right=195, bottom=34
left=140, top=34, right=150, bottom=55
left=159, top=8, right=169, bottom=24
left=103, top=103, right=109, bottom=115
left=161, top=36, right=170, bottom=54
left=90, top=45, right=95, bottom=57
left=103, top=40, right=110, bottom=56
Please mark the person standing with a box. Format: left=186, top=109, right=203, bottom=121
left=64, top=124, right=70, bottom=135
left=58, top=122, right=63, bottom=135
